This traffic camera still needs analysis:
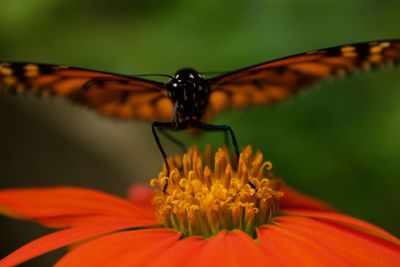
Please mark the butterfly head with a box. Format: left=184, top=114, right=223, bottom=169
left=166, top=68, right=210, bottom=120
left=167, top=68, right=207, bottom=101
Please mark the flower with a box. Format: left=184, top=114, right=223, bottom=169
left=0, top=146, right=399, bottom=267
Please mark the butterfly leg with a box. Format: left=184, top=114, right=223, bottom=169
left=158, top=128, right=187, bottom=153
left=193, top=122, right=257, bottom=190
left=152, top=122, right=174, bottom=176
left=151, top=121, right=189, bottom=193
left=193, top=122, right=240, bottom=163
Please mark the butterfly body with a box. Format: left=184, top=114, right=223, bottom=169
left=1, top=40, right=399, bottom=122
left=1, top=39, right=400, bottom=180
left=166, top=68, right=210, bottom=122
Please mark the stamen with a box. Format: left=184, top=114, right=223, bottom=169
left=150, top=145, right=282, bottom=238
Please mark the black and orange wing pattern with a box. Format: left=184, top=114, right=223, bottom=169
left=0, top=63, right=173, bottom=121
left=207, top=40, right=400, bottom=116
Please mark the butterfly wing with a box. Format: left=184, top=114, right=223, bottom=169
left=207, top=40, right=400, bottom=116
left=0, top=62, right=173, bottom=121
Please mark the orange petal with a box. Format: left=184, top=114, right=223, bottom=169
left=127, top=184, right=155, bottom=204
left=0, top=221, right=142, bottom=267
left=259, top=225, right=346, bottom=267
left=262, top=216, right=400, bottom=267
left=127, top=184, right=156, bottom=213
left=187, top=230, right=270, bottom=267
left=279, top=185, right=333, bottom=211
left=0, top=187, right=158, bottom=227
left=55, top=229, right=180, bottom=267
left=147, top=236, right=208, bottom=267
left=282, top=209, right=400, bottom=245
left=36, top=214, right=157, bottom=228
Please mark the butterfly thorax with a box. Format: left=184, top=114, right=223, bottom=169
left=166, top=68, right=210, bottom=122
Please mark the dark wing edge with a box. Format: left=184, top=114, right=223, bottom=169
left=0, top=62, right=174, bottom=121
left=206, top=39, right=400, bottom=117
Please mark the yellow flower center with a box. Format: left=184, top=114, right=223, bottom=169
left=150, top=146, right=283, bottom=238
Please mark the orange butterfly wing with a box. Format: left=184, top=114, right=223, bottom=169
left=0, top=63, right=173, bottom=121
left=207, top=40, right=400, bottom=117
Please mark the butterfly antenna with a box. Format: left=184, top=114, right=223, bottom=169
left=129, top=74, right=173, bottom=79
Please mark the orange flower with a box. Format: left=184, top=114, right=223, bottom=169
left=0, top=146, right=399, bottom=267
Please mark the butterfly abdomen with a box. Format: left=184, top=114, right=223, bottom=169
left=166, top=68, right=210, bottom=121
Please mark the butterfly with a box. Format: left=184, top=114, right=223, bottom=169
left=1, top=39, right=400, bottom=175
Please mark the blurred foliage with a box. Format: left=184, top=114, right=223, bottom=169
left=0, top=0, right=400, bottom=265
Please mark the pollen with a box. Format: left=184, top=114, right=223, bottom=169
left=150, top=145, right=283, bottom=238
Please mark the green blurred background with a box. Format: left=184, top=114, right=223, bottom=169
left=0, top=0, right=399, bottom=265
